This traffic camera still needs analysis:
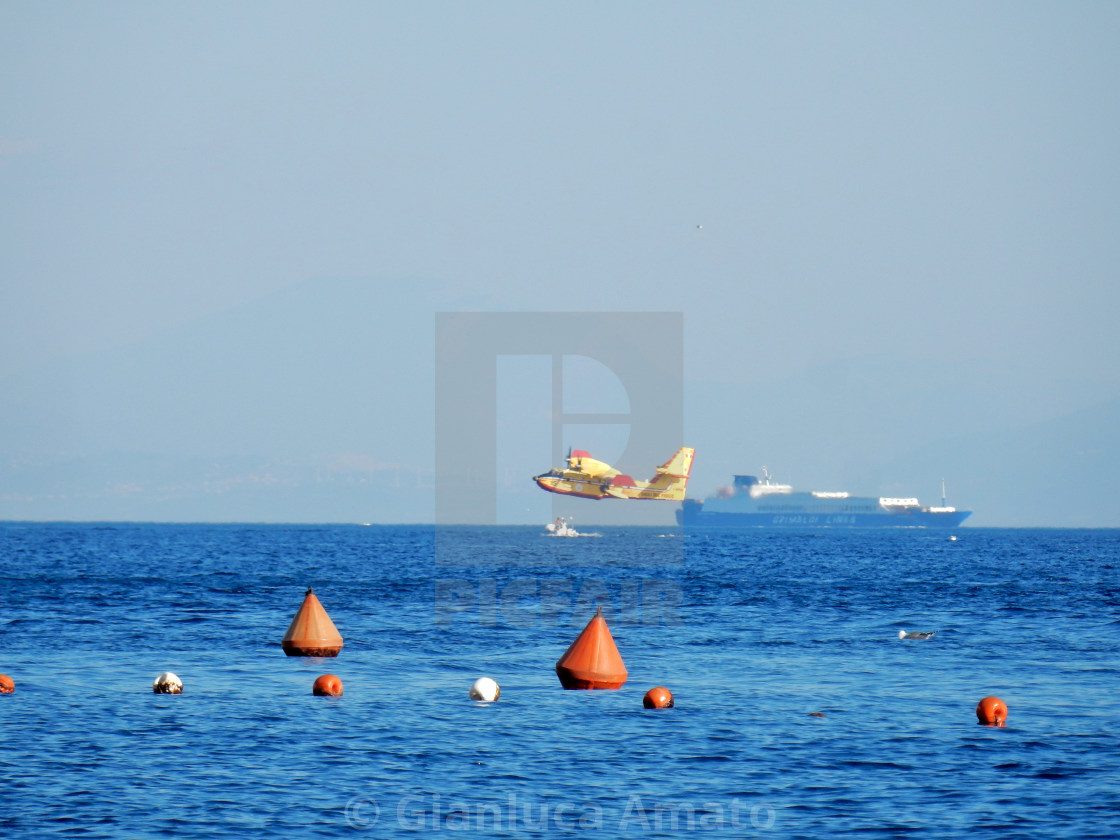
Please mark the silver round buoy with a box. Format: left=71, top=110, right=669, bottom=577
left=469, top=677, right=500, bottom=702
left=152, top=672, right=183, bottom=694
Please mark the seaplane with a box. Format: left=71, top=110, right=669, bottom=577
left=533, top=447, right=695, bottom=501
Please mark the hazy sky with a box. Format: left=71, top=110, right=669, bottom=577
left=3, top=3, right=1118, bottom=525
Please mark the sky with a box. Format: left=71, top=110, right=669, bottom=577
left=2, top=2, right=1118, bottom=525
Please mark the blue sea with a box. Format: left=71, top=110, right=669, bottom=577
left=2, top=524, right=1118, bottom=838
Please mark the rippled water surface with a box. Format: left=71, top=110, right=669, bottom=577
left=2, top=524, right=1118, bottom=838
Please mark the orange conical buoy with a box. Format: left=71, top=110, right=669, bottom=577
left=976, top=695, right=1008, bottom=727
left=281, top=587, right=343, bottom=657
left=555, top=606, right=628, bottom=690
left=0, top=674, right=14, bottom=694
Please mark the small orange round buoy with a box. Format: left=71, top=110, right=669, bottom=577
left=976, top=695, right=1008, bottom=726
left=0, top=674, right=14, bottom=694
left=642, top=686, right=674, bottom=709
left=313, top=674, right=343, bottom=696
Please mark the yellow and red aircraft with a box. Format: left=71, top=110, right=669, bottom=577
left=534, top=447, right=695, bottom=501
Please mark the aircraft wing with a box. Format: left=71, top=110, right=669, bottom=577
left=601, top=474, right=639, bottom=498
left=568, top=450, right=618, bottom=480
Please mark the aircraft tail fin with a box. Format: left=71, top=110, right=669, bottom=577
left=646, top=447, right=695, bottom=500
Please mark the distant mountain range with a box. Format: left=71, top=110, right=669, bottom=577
left=1, top=278, right=439, bottom=522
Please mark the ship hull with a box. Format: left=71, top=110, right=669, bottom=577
left=672, top=499, right=972, bottom=526
left=676, top=506, right=971, bottom=528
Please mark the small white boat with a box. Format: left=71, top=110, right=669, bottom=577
left=546, top=517, right=581, bottom=537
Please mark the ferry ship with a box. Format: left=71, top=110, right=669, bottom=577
left=677, top=469, right=970, bottom=528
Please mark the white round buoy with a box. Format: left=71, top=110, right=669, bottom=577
left=469, top=677, right=500, bottom=702
left=152, top=672, right=183, bottom=694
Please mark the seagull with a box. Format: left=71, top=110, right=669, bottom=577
left=899, top=629, right=936, bottom=640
